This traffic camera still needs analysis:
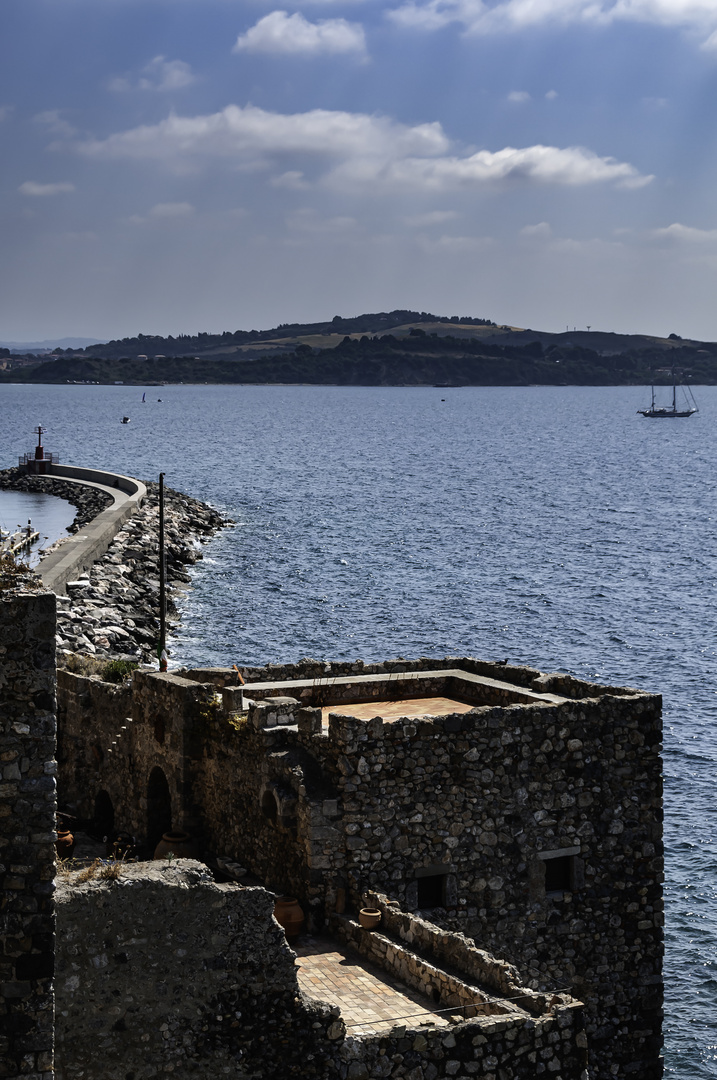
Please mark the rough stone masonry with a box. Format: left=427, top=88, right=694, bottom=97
left=0, top=567, right=56, bottom=1080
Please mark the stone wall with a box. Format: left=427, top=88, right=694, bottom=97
left=54, top=862, right=589, bottom=1080
left=54, top=862, right=342, bottom=1080
left=0, top=576, right=57, bottom=1080
left=56, top=658, right=663, bottom=1079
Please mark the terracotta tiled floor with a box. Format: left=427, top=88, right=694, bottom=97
left=321, top=696, right=474, bottom=726
left=294, top=937, right=450, bottom=1033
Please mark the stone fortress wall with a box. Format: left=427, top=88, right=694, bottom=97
left=0, top=581, right=57, bottom=1080
left=57, top=655, right=664, bottom=1080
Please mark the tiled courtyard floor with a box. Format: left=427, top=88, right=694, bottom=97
left=321, top=696, right=475, bottom=726
left=294, top=936, right=451, bottom=1033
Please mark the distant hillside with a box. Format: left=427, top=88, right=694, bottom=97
left=0, top=336, right=107, bottom=352
left=2, top=310, right=716, bottom=385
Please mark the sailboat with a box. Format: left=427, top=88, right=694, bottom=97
left=142, top=392, right=146, bottom=403
left=637, top=370, right=698, bottom=418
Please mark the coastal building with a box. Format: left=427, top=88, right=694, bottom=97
left=56, top=655, right=664, bottom=1079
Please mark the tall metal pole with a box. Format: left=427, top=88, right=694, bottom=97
left=159, top=473, right=167, bottom=671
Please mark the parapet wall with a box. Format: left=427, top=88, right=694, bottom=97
left=0, top=581, right=57, bottom=1080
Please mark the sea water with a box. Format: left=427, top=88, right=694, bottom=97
left=0, top=381, right=714, bottom=1077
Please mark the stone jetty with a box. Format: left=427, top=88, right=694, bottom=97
left=1, top=468, right=227, bottom=661
left=54, top=481, right=227, bottom=661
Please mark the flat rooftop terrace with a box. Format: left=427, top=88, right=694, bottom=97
left=321, top=696, right=476, bottom=726
left=295, top=937, right=450, bottom=1034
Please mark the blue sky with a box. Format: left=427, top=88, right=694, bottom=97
left=3, top=0, right=717, bottom=341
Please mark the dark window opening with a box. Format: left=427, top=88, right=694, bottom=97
left=94, top=790, right=114, bottom=840
left=545, top=855, right=573, bottom=893
left=147, top=766, right=172, bottom=853
left=261, top=790, right=278, bottom=823
left=417, top=874, right=445, bottom=908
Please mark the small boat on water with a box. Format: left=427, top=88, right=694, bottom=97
left=121, top=416, right=130, bottom=424
left=637, top=370, right=698, bottom=418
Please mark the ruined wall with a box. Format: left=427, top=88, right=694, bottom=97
left=54, top=863, right=342, bottom=1080
left=56, top=659, right=663, bottom=1079
left=0, top=580, right=57, bottom=1080
left=54, top=862, right=589, bottom=1080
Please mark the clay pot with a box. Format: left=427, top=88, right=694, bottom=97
left=273, top=896, right=304, bottom=941
left=153, top=830, right=199, bottom=861
left=359, top=908, right=382, bottom=930
left=56, top=829, right=75, bottom=860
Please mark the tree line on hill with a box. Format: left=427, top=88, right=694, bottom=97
left=45, top=310, right=496, bottom=361
left=3, top=327, right=717, bottom=386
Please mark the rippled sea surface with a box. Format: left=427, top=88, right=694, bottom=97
left=1, top=382, right=715, bottom=1077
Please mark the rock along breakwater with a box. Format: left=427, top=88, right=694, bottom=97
left=1, top=468, right=227, bottom=661
left=0, top=466, right=113, bottom=532
left=54, top=481, right=227, bottom=661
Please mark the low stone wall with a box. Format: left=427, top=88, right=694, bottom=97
left=0, top=576, right=56, bottom=1080
left=331, top=915, right=528, bottom=1018
left=360, top=891, right=548, bottom=1008
left=188, top=655, right=639, bottom=703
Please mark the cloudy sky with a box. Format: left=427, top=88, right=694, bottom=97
left=2, top=0, right=717, bottom=341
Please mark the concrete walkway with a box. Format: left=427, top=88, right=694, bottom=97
left=295, top=936, right=450, bottom=1033
left=34, top=465, right=146, bottom=594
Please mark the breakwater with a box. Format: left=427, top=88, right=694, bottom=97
left=54, top=481, right=226, bottom=661
left=1, top=466, right=227, bottom=662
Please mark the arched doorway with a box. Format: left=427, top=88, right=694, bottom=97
left=94, top=790, right=115, bottom=841
left=147, top=767, right=172, bottom=853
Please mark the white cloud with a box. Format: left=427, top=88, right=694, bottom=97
left=110, top=56, right=196, bottom=93
left=508, top=90, right=530, bottom=102
left=329, top=143, right=652, bottom=190
left=650, top=222, right=717, bottom=243
left=271, top=170, right=309, bottom=189
left=388, top=0, right=717, bottom=48
left=18, top=181, right=75, bottom=197
left=76, top=104, right=449, bottom=162
left=34, top=110, right=77, bottom=137
left=74, top=105, right=651, bottom=192
left=0, top=105, right=13, bottom=122
left=233, top=11, right=367, bottom=56
left=545, top=89, right=558, bottom=99
left=521, top=221, right=552, bottom=237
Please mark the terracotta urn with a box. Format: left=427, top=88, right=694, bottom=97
left=56, top=829, right=75, bottom=860
left=359, top=908, right=382, bottom=930
left=273, top=896, right=304, bottom=941
left=153, top=830, right=199, bottom=861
